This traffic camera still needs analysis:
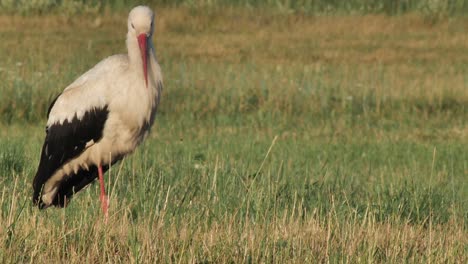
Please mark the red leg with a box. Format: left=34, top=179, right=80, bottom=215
left=98, top=164, right=109, bottom=220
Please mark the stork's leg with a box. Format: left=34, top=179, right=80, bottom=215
left=97, top=164, right=109, bottom=220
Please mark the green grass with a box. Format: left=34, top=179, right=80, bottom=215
left=0, top=6, right=467, bottom=263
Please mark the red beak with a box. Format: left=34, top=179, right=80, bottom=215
left=137, top=33, right=148, bottom=87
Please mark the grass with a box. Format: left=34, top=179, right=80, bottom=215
left=0, top=5, right=467, bottom=263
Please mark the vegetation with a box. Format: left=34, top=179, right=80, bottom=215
left=0, top=3, right=467, bottom=263
left=1, top=0, right=468, bottom=15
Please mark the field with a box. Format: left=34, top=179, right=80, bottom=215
left=0, top=3, right=467, bottom=263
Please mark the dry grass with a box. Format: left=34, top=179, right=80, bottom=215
left=1, top=201, right=466, bottom=263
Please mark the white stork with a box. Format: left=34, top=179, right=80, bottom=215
left=32, top=6, right=163, bottom=218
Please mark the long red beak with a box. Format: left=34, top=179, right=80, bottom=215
left=137, top=33, right=148, bottom=87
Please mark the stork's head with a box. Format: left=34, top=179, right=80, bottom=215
left=128, top=6, right=155, bottom=87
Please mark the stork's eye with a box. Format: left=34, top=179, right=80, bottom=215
left=131, top=23, right=135, bottom=29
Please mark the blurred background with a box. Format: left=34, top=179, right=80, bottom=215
left=1, top=0, right=468, bottom=15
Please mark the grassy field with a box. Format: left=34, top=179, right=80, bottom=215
left=0, top=5, right=467, bottom=263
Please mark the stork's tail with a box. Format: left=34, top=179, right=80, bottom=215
left=51, top=166, right=107, bottom=207
left=32, top=142, right=51, bottom=208
left=33, top=165, right=108, bottom=208
left=32, top=141, right=110, bottom=208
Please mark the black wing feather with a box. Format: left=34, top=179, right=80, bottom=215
left=33, top=105, right=109, bottom=208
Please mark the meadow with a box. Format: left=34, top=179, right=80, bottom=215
left=0, top=2, right=467, bottom=263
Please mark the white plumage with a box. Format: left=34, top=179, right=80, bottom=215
left=33, top=6, right=162, bottom=215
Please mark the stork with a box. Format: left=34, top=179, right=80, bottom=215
left=32, top=6, right=163, bottom=219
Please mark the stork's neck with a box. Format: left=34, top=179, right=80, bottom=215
left=126, top=33, right=153, bottom=75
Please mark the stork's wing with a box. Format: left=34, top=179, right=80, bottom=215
left=46, top=54, right=127, bottom=125
left=32, top=105, right=109, bottom=207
